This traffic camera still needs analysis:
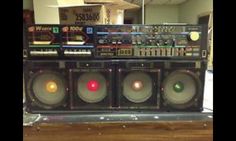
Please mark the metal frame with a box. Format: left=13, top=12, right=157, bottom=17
left=23, top=109, right=213, bottom=126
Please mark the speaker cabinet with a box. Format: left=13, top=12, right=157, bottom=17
left=160, top=61, right=206, bottom=111
left=23, top=60, right=207, bottom=113
left=69, top=62, right=113, bottom=110
left=24, top=60, right=69, bottom=113
left=117, top=62, right=161, bottom=109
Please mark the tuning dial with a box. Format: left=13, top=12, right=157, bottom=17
left=189, top=32, right=200, bottom=41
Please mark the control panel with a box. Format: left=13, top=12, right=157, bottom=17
left=25, top=24, right=208, bottom=60
left=95, top=25, right=207, bottom=59
left=27, top=25, right=61, bottom=57
left=61, top=25, right=94, bottom=57
left=95, top=25, right=133, bottom=57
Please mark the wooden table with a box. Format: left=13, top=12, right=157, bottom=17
left=23, top=120, right=213, bottom=141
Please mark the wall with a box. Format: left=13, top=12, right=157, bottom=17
left=124, top=9, right=140, bottom=24
left=23, top=0, right=33, bottom=10
left=33, top=0, right=60, bottom=24
left=179, top=0, right=213, bottom=24
left=145, top=5, right=179, bottom=24
left=91, top=0, right=212, bottom=25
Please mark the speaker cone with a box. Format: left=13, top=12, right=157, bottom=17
left=77, top=72, right=107, bottom=103
left=162, top=70, right=200, bottom=107
left=28, top=71, right=66, bottom=108
left=123, top=72, right=152, bottom=103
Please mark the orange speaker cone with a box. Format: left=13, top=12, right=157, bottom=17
left=45, top=81, right=58, bottom=93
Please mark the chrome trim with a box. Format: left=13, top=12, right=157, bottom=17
left=23, top=110, right=213, bottom=126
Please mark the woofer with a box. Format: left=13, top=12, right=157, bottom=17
left=162, top=70, right=201, bottom=109
left=27, top=70, right=66, bottom=109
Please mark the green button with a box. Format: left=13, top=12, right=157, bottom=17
left=53, top=27, right=59, bottom=33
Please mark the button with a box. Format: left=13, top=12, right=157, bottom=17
left=202, top=50, right=207, bottom=58
left=186, top=48, right=192, bottom=51
left=189, top=32, right=200, bottom=41
left=186, top=53, right=192, bottom=56
left=193, top=48, right=200, bottom=51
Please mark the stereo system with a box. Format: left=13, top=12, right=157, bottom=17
left=23, top=24, right=208, bottom=114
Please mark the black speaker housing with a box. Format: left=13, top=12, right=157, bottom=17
left=160, top=60, right=207, bottom=112
left=24, top=60, right=69, bottom=113
left=117, top=61, right=161, bottom=110
left=69, top=61, right=114, bottom=110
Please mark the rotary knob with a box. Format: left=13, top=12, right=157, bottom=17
left=189, top=32, right=200, bottom=41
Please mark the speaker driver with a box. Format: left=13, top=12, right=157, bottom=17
left=77, top=72, right=107, bottom=103
left=28, top=71, right=66, bottom=108
left=123, top=72, right=152, bottom=103
left=163, top=70, right=200, bottom=106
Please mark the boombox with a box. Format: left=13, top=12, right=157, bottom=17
left=23, top=59, right=207, bottom=113
left=23, top=24, right=208, bottom=114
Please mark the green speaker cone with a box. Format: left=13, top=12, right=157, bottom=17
left=173, top=81, right=184, bottom=93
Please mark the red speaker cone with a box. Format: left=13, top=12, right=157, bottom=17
left=77, top=72, right=107, bottom=103
left=87, top=80, right=100, bottom=92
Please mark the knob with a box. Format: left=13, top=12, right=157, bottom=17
left=158, top=40, right=164, bottom=46
left=166, top=39, right=174, bottom=46
left=189, top=32, right=200, bottom=41
left=98, top=39, right=105, bottom=44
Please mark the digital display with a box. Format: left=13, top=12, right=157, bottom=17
left=27, top=25, right=60, bottom=48
left=61, top=25, right=94, bottom=48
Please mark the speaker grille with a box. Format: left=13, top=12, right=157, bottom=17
left=162, top=70, right=200, bottom=108
left=123, top=72, right=152, bottom=103
left=77, top=72, right=107, bottom=103
left=27, top=71, right=66, bottom=109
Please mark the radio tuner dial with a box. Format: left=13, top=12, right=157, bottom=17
left=189, top=32, right=200, bottom=41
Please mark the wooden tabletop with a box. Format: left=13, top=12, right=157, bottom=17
left=24, top=120, right=213, bottom=141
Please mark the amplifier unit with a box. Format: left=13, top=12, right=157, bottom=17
left=94, top=25, right=208, bottom=59
left=24, top=24, right=208, bottom=60
left=23, top=60, right=206, bottom=113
